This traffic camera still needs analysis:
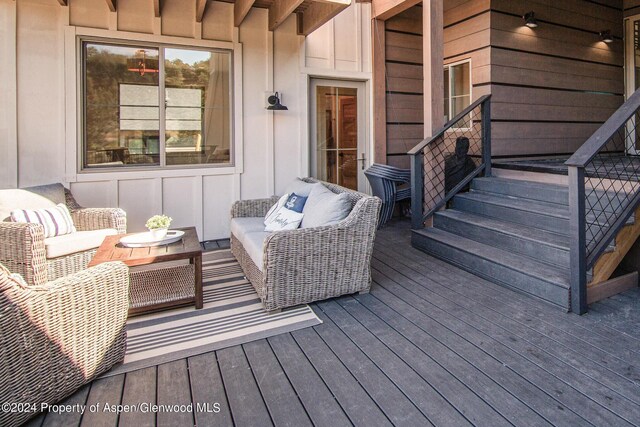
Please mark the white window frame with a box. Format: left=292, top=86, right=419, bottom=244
left=64, top=27, right=244, bottom=181
left=444, top=59, right=472, bottom=129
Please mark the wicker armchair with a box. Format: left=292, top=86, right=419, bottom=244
left=0, top=184, right=126, bottom=285
left=0, top=261, right=130, bottom=427
left=231, top=179, right=381, bottom=312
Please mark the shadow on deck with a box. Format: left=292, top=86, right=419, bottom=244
left=24, top=219, right=640, bottom=427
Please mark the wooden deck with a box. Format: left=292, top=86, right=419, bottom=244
left=24, top=220, right=640, bottom=427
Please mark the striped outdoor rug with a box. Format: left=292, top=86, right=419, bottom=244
left=104, top=249, right=322, bottom=376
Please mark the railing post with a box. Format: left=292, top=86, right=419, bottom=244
left=411, top=151, right=424, bottom=229
left=481, top=98, right=492, bottom=177
left=568, top=166, right=587, bottom=314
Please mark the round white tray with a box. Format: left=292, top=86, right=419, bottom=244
left=120, top=230, right=185, bottom=248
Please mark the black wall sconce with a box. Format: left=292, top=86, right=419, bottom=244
left=267, top=92, right=288, bottom=110
left=523, top=11, right=538, bottom=28
left=600, top=30, right=613, bottom=43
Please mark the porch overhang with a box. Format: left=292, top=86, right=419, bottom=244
left=53, top=0, right=352, bottom=36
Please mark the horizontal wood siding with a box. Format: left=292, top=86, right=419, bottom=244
left=490, top=0, right=624, bottom=156
left=378, top=0, right=624, bottom=161
left=384, top=6, right=423, bottom=168
left=383, top=1, right=491, bottom=168
left=624, top=0, right=640, bottom=17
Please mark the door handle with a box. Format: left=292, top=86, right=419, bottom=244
left=357, top=154, right=366, bottom=170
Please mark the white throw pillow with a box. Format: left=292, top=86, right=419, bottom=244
left=264, top=207, right=304, bottom=231
left=301, top=184, right=352, bottom=228
left=264, top=194, right=289, bottom=226
left=10, top=203, right=77, bottom=238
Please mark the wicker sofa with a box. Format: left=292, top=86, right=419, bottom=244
left=0, top=183, right=126, bottom=285
left=0, top=261, right=129, bottom=427
left=230, top=178, right=381, bottom=312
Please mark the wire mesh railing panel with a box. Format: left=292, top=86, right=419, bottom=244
left=583, top=115, right=640, bottom=264
left=420, top=103, right=485, bottom=219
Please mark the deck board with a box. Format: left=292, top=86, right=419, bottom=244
left=21, top=221, right=640, bottom=427
left=266, top=333, right=352, bottom=427
left=370, top=248, right=640, bottom=426
left=40, top=385, right=89, bottom=427
left=291, top=327, right=393, bottom=426
left=119, top=367, right=156, bottom=427
left=373, top=243, right=640, bottom=404
left=243, top=339, right=312, bottom=427
left=217, top=345, right=273, bottom=426
left=188, top=353, right=234, bottom=427
left=80, top=375, right=124, bottom=427
left=376, top=237, right=640, bottom=373
left=311, top=309, right=433, bottom=426
left=156, top=360, right=193, bottom=427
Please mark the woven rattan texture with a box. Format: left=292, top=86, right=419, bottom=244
left=0, top=186, right=127, bottom=286
left=129, top=264, right=195, bottom=308
left=231, top=179, right=381, bottom=312
left=0, top=262, right=129, bottom=427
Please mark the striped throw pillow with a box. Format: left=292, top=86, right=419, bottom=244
left=11, top=203, right=77, bottom=238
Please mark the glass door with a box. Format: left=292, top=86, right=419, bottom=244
left=625, top=16, right=640, bottom=155
left=310, top=79, right=368, bottom=192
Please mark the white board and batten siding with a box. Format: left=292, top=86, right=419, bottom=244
left=0, top=0, right=372, bottom=240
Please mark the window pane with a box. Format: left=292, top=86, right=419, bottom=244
left=452, top=95, right=471, bottom=120
left=451, top=62, right=470, bottom=98
left=164, top=48, right=232, bottom=166
left=84, top=43, right=160, bottom=167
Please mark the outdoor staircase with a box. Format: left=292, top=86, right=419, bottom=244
left=411, top=176, right=638, bottom=310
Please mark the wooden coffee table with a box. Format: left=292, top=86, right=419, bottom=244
left=89, top=226, right=203, bottom=315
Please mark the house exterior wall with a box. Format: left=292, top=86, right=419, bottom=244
left=489, top=0, right=624, bottom=157
left=377, top=0, right=625, bottom=164
left=0, top=0, right=372, bottom=240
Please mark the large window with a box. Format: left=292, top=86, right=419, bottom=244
left=444, top=61, right=471, bottom=123
left=82, top=41, right=232, bottom=169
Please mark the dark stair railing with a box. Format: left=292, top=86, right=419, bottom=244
left=566, top=89, right=640, bottom=314
left=408, top=95, right=492, bottom=229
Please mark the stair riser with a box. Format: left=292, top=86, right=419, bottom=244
left=472, top=180, right=568, bottom=205
left=472, top=181, right=628, bottom=213
left=433, top=214, right=570, bottom=269
left=452, top=197, right=569, bottom=234
left=411, top=232, right=569, bottom=310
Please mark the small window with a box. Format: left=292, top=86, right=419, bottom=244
left=82, top=41, right=232, bottom=170
left=443, top=61, right=471, bottom=123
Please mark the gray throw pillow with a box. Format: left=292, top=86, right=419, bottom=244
left=283, top=178, right=320, bottom=197
left=301, top=184, right=352, bottom=228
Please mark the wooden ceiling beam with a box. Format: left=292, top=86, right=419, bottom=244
left=153, top=0, right=162, bottom=17
left=297, top=0, right=351, bottom=36
left=105, top=0, right=117, bottom=12
left=269, top=0, right=305, bottom=32
left=371, top=0, right=419, bottom=20
left=196, top=0, right=208, bottom=22
left=234, top=0, right=257, bottom=27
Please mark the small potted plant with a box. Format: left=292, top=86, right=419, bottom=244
left=146, top=214, right=172, bottom=240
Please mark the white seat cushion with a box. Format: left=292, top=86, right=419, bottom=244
left=230, top=217, right=266, bottom=242
left=44, top=229, right=117, bottom=259
left=242, top=231, right=270, bottom=272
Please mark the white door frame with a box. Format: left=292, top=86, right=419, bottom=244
left=310, top=78, right=369, bottom=192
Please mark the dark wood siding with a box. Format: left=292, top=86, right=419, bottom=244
left=378, top=0, right=625, bottom=162
left=489, top=0, right=624, bottom=156
left=383, top=7, right=423, bottom=168
left=382, top=1, right=491, bottom=168
left=624, top=0, right=640, bottom=17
